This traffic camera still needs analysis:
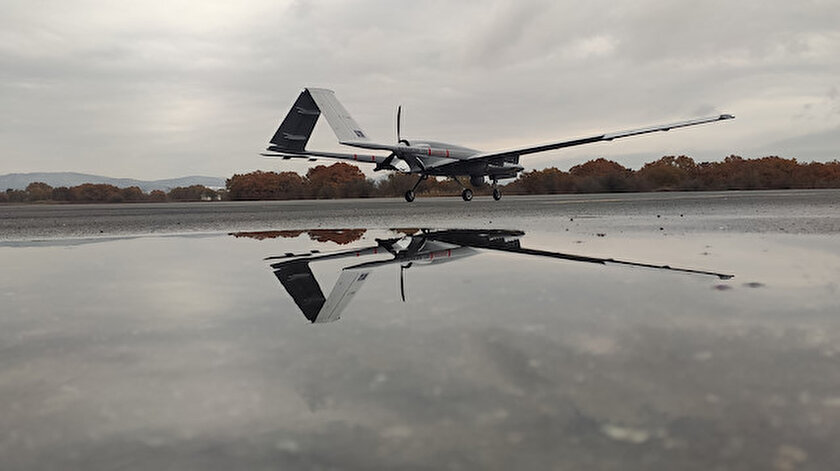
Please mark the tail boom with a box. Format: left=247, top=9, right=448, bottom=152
left=262, top=149, right=392, bottom=166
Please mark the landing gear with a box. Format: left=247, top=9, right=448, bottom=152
left=491, top=178, right=502, bottom=201
left=404, top=174, right=428, bottom=203
left=452, top=176, right=473, bottom=202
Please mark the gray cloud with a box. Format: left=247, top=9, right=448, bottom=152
left=1, top=0, right=838, bottom=179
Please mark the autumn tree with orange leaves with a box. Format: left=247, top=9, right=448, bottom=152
left=226, top=170, right=307, bottom=200
left=306, top=162, right=374, bottom=198
left=569, top=158, right=633, bottom=192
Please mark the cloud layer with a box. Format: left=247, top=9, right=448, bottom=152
left=1, top=0, right=838, bottom=179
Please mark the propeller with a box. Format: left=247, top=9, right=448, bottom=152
left=399, top=262, right=412, bottom=302
left=397, top=105, right=410, bottom=146
left=397, top=105, right=402, bottom=144
left=375, top=105, right=408, bottom=171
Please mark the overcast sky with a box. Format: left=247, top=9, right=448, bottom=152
left=1, top=0, right=838, bottom=179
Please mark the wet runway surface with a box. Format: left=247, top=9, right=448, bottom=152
left=2, top=190, right=840, bottom=470
left=2, top=189, right=840, bottom=240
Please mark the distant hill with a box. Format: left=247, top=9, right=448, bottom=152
left=0, top=172, right=226, bottom=192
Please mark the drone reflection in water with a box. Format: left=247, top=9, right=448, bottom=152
left=230, top=228, right=733, bottom=323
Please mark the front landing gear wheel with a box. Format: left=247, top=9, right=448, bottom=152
left=492, top=188, right=502, bottom=201
left=404, top=190, right=416, bottom=202
left=461, top=188, right=473, bottom=201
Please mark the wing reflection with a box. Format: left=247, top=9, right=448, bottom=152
left=256, top=229, right=734, bottom=324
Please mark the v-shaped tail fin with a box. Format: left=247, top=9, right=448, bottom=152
left=270, top=89, right=321, bottom=152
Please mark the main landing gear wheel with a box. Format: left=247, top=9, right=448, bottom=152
left=403, top=174, right=427, bottom=203
left=461, top=188, right=473, bottom=201
left=492, top=188, right=502, bottom=201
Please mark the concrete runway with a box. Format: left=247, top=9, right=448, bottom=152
left=2, top=189, right=839, bottom=241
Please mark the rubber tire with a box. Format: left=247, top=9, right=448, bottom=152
left=461, top=188, right=473, bottom=201
left=492, top=188, right=502, bottom=201
left=404, top=190, right=416, bottom=202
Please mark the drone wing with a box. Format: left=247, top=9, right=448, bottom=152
left=455, top=114, right=734, bottom=165
left=471, top=244, right=733, bottom=279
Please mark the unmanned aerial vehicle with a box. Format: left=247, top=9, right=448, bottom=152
left=263, top=88, right=734, bottom=201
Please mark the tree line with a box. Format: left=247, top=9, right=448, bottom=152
left=4, top=155, right=839, bottom=203
left=505, top=155, right=840, bottom=195
left=224, top=164, right=473, bottom=200
left=1, top=182, right=221, bottom=203
left=226, top=156, right=840, bottom=200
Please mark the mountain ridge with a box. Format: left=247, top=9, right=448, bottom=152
left=1, top=172, right=226, bottom=192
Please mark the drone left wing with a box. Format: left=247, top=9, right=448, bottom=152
left=453, top=114, right=734, bottom=165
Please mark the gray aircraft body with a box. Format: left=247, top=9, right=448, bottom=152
left=263, top=88, right=734, bottom=201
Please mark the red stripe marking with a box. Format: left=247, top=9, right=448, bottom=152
left=428, top=148, right=431, bottom=156
left=371, top=155, right=375, bottom=162
left=447, top=249, right=451, bottom=257
left=353, top=154, right=357, bottom=160
left=446, top=149, right=450, bottom=157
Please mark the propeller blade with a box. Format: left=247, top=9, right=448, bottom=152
left=399, top=262, right=411, bottom=302
left=400, top=265, right=406, bottom=302
left=396, top=105, right=402, bottom=143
